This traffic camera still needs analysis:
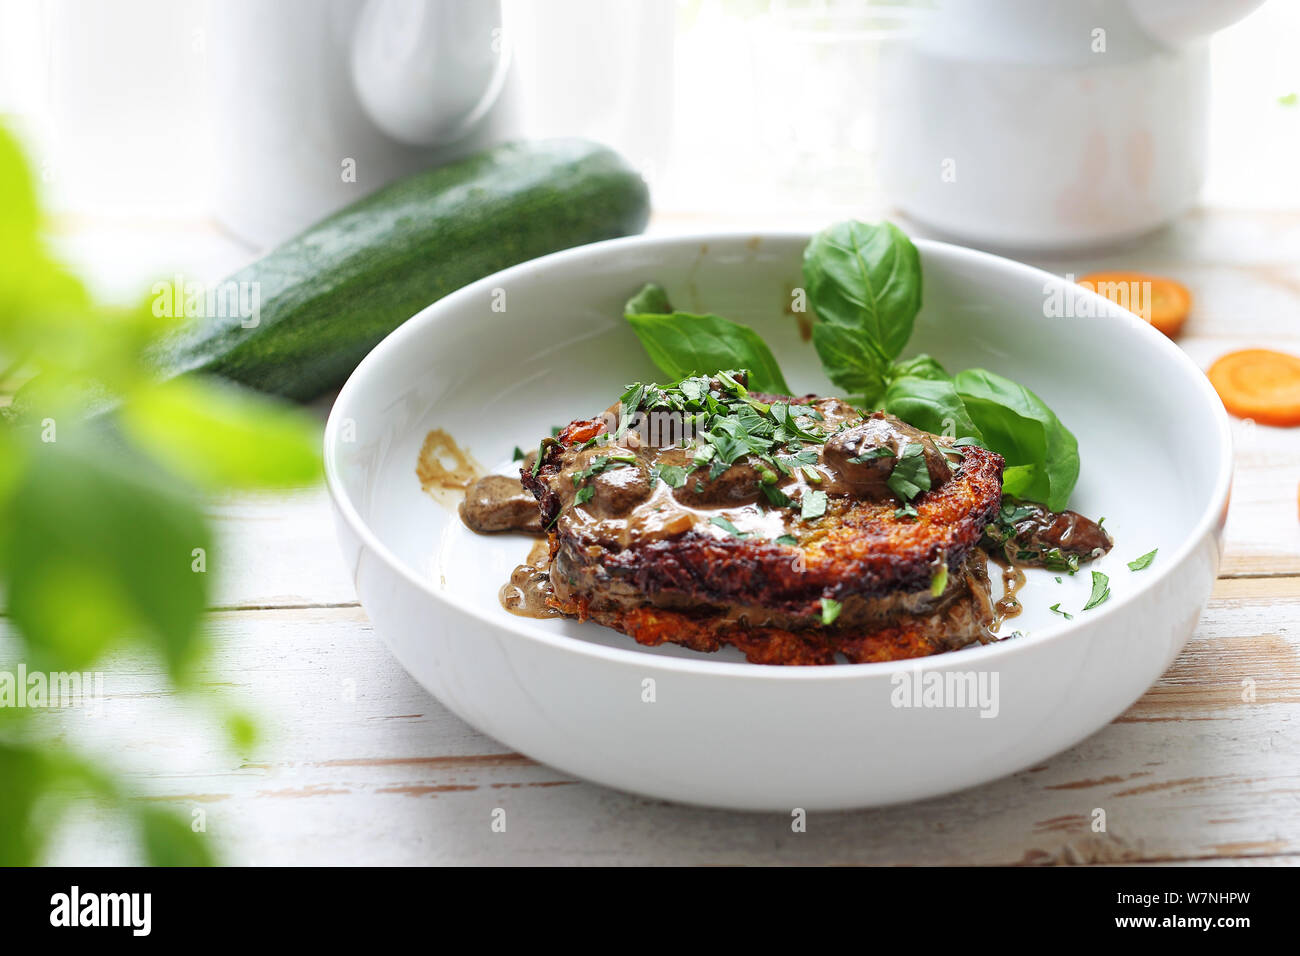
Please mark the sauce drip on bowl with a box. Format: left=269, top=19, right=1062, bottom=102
left=994, top=562, right=1027, bottom=627
left=500, top=539, right=559, bottom=618
left=417, top=429, right=483, bottom=508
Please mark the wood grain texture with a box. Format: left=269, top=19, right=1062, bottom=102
left=208, top=487, right=357, bottom=608
left=6, top=574, right=1295, bottom=866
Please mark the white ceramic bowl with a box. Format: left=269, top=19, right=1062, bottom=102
left=324, top=232, right=1231, bottom=810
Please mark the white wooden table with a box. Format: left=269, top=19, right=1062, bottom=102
left=15, top=206, right=1300, bottom=866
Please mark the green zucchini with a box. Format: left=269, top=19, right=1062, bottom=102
left=153, top=139, right=650, bottom=400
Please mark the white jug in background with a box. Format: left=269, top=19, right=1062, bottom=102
left=210, top=0, right=518, bottom=247
left=879, top=0, right=1267, bottom=252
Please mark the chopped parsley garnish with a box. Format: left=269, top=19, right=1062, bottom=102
left=848, top=446, right=895, bottom=463
left=1082, top=571, right=1111, bottom=610
left=982, top=498, right=1083, bottom=573
left=894, top=502, right=918, bottom=520
left=605, top=372, right=844, bottom=521
left=800, top=489, right=828, bottom=521
left=650, top=463, right=688, bottom=489
left=1049, top=603, right=1073, bottom=620
left=820, top=597, right=843, bottom=626
left=571, top=454, right=635, bottom=486
left=886, top=442, right=931, bottom=501
left=574, top=485, right=594, bottom=506
left=532, top=437, right=560, bottom=477
left=512, top=447, right=525, bottom=461
left=1041, top=548, right=1081, bottom=575
left=775, top=448, right=818, bottom=475
left=930, top=563, right=948, bottom=597
left=998, top=501, right=1037, bottom=525
left=770, top=402, right=827, bottom=443
left=775, top=534, right=798, bottom=547
left=1127, top=548, right=1158, bottom=571
left=709, top=515, right=749, bottom=538
left=762, top=484, right=793, bottom=508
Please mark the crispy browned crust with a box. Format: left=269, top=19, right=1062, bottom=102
left=591, top=446, right=1002, bottom=614
left=522, top=397, right=1006, bottom=666
left=520, top=416, right=606, bottom=528
left=548, top=554, right=993, bottom=665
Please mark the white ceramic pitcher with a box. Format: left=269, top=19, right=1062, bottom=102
left=210, top=0, right=516, bottom=247
left=879, top=0, right=1267, bottom=251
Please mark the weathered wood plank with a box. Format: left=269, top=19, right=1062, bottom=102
left=7, top=574, right=1296, bottom=865
left=206, top=486, right=356, bottom=609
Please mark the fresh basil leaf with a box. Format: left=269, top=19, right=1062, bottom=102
left=624, top=282, right=673, bottom=316
left=1128, top=548, right=1158, bottom=571
left=952, top=368, right=1079, bottom=512
left=121, top=378, right=322, bottom=491
left=0, top=745, right=123, bottom=866
left=624, top=311, right=791, bottom=394
left=890, top=354, right=950, bottom=382
left=622, top=284, right=790, bottom=394
left=883, top=375, right=983, bottom=443
left=1001, top=463, right=1038, bottom=496
left=4, top=433, right=211, bottom=679
left=139, top=804, right=217, bottom=866
left=802, top=220, right=922, bottom=365
left=810, top=322, right=887, bottom=401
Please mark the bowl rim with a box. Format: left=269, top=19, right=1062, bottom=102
left=324, top=230, right=1233, bottom=681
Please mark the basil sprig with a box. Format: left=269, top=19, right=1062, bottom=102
left=621, top=220, right=1083, bottom=511
left=623, top=283, right=791, bottom=394
left=804, top=222, right=1081, bottom=511
left=802, top=220, right=922, bottom=401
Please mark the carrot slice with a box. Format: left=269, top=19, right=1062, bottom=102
left=1078, top=271, right=1192, bottom=337
left=1207, top=349, right=1300, bottom=426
